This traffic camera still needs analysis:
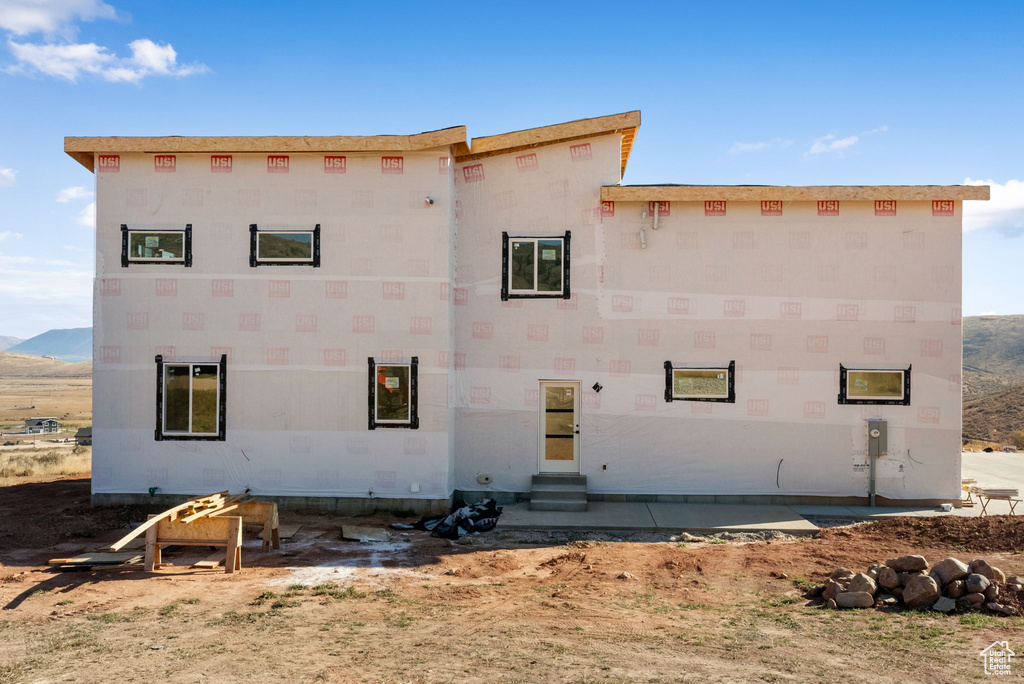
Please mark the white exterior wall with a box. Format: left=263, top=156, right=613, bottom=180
left=453, top=135, right=962, bottom=501
left=91, top=150, right=457, bottom=500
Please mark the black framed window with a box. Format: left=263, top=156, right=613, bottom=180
left=838, top=365, right=911, bottom=405
left=368, top=356, right=418, bottom=429
left=664, top=360, right=736, bottom=403
left=122, top=224, right=191, bottom=266
left=155, top=354, right=227, bottom=441
left=250, top=224, right=320, bottom=267
left=501, top=231, right=570, bottom=300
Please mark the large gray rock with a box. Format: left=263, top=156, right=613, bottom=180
left=822, top=579, right=841, bottom=602
left=887, top=555, right=928, bottom=573
left=867, top=564, right=885, bottom=581
left=969, top=559, right=995, bottom=580
left=1007, top=575, right=1024, bottom=586
left=878, top=566, right=900, bottom=590
left=830, top=567, right=855, bottom=581
left=903, top=575, right=941, bottom=608
left=931, top=558, right=970, bottom=586
left=966, top=573, right=991, bottom=594
left=946, top=580, right=966, bottom=599
left=899, top=571, right=926, bottom=587
left=848, top=573, right=878, bottom=596
left=932, top=596, right=957, bottom=613
left=959, top=592, right=986, bottom=607
left=984, top=584, right=1000, bottom=601
left=988, top=602, right=1017, bottom=616
left=836, top=591, right=875, bottom=609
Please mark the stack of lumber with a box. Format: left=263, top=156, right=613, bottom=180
left=48, top=551, right=144, bottom=571
left=970, top=486, right=1020, bottom=497
left=108, top=490, right=251, bottom=552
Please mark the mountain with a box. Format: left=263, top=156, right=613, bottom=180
left=0, top=352, right=92, bottom=378
left=7, top=328, right=93, bottom=363
left=0, top=336, right=22, bottom=352
left=962, top=315, right=1024, bottom=400
left=963, top=382, right=1024, bottom=444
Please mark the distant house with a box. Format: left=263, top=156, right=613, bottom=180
left=75, top=427, right=92, bottom=445
left=25, top=418, right=59, bottom=434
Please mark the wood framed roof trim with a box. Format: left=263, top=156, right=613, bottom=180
left=601, top=184, right=991, bottom=202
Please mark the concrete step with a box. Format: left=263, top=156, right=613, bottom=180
left=530, top=491, right=587, bottom=504
left=529, top=483, right=588, bottom=495
left=529, top=499, right=588, bottom=512
left=532, top=474, right=587, bottom=487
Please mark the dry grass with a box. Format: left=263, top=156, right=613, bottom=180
left=0, top=446, right=90, bottom=483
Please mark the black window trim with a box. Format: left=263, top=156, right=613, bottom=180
left=837, top=364, right=912, bottom=406
left=368, top=356, right=419, bottom=430
left=501, top=230, right=571, bottom=300
left=155, top=353, right=227, bottom=441
left=121, top=224, right=192, bottom=267
left=249, top=223, right=321, bottom=267
left=664, top=360, right=736, bottom=403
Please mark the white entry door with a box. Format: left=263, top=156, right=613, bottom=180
left=539, top=381, right=580, bottom=474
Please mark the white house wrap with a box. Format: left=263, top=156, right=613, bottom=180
left=66, top=112, right=988, bottom=511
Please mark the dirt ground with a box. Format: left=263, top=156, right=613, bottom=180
left=1, top=478, right=1023, bottom=683
left=0, top=377, right=92, bottom=433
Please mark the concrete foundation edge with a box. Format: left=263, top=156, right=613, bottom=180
left=455, top=490, right=959, bottom=508
left=91, top=493, right=452, bottom=516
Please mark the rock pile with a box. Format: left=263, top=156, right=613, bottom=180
left=816, top=555, right=1023, bottom=614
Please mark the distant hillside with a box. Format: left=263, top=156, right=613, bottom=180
left=7, top=328, right=92, bottom=363
left=963, top=315, right=1024, bottom=400
left=0, top=336, right=22, bottom=352
left=963, top=382, right=1024, bottom=444
left=0, top=352, right=92, bottom=378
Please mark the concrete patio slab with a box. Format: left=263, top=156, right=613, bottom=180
left=647, top=503, right=819, bottom=534
left=500, top=501, right=656, bottom=531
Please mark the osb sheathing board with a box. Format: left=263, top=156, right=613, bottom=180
left=451, top=134, right=962, bottom=501
left=92, top=151, right=457, bottom=499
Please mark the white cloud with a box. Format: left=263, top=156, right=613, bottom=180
left=979, top=311, right=998, bottom=315
left=75, top=200, right=95, bottom=227
left=7, top=37, right=207, bottom=82
left=0, top=165, right=15, bottom=185
left=0, top=230, right=24, bottom=240
left=0, top=0, right=116, bottom=37
left=56, top=184, right=92, bottom=202
left=1, top=1, right=208, bottom=83
left=808, top=134, right=859, bottom=155
left=863, top=125, right=889, bottom=135
left=963, top=178, right=1024, bottom=236
left=728, top=138, right=794, bottom=155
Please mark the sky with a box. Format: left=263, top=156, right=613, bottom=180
left=0, top=0, right=1021, bottom=340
